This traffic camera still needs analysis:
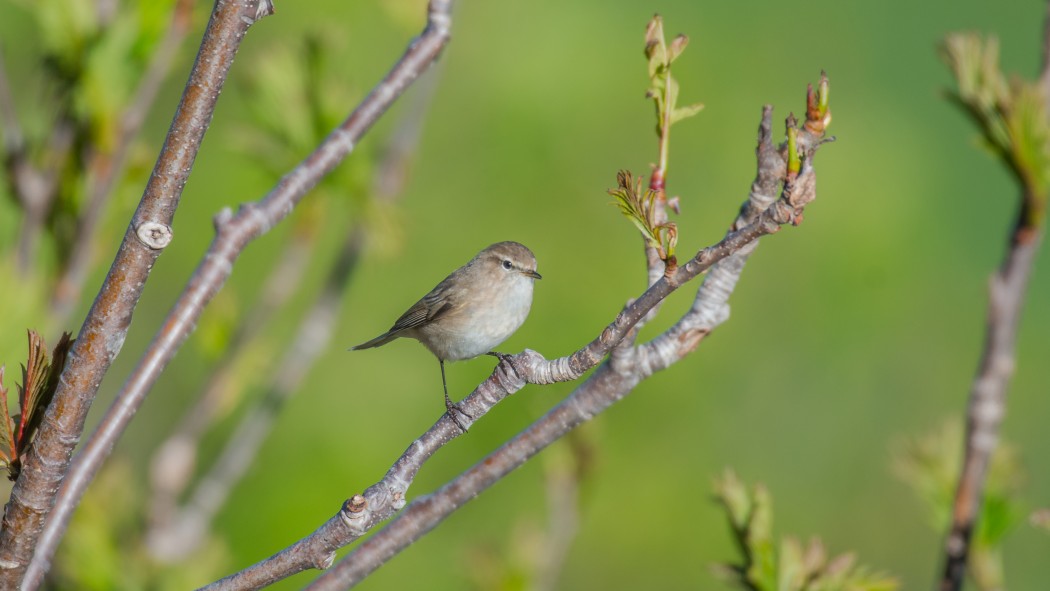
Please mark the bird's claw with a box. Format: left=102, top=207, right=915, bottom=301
left=445, top=395, right=473, bottom=432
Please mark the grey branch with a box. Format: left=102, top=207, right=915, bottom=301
left=18, top=1, right=453, bottom=588
left=938, top=5, right=1050, bottom=589
left=0, top=2, right=273, bottom=587
left=200, top=106, right=826, bottom=591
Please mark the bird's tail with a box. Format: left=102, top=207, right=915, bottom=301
left=349, top=331, right=400, bottom=351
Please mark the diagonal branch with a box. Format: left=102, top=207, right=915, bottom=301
left=19, top=1, right=454, bottom=588
left=199, top=113, right=826, bottom=590
left=0, top=1, right=274, bottom=586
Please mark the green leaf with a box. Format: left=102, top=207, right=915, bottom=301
left=671, top=103, right=705, bottom=124
left=607, top=170, right=677, bottom=261
left=714, top=471, right=898, bottom=591
left=667, top=34, right=689, bottom=63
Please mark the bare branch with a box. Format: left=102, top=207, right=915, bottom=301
left=18, top=1, right=453, bottom=587
left=940, top=236, right=1042, bottom=591
left=939, top=10, right=1050, bottom=589
left=51, top=0, right=198, bottom=323
left=0, top=1, right=275, bottom=586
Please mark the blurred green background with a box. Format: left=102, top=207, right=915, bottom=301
left=1, top=0, right=1048, bottom=589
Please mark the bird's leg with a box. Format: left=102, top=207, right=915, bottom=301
left=440, top=359, right=472, bottom=432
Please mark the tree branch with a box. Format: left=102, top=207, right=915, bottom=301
left=18, top=1, right=453, bottom=588
left=199, top=106, right=826, bottom=590
left=0, top=1, right=274, bottom=586
left=939, top=7, right=1050, bottom=589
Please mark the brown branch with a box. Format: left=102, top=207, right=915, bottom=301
left=938, top=7, right=1050, bottom=589
left=0, top=1, right=275, bottom=587
left=939, top=187, right=1045, bottom=590
left=198, top=115, right=824, bottom=589
left=17, top=1, right=452, bottom=587
left=51, top=0, right=197, bottom=323
left=939, top=228, right=1042, bottom=591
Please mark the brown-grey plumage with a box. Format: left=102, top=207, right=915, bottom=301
left=351, top=241, right=541, bottom=425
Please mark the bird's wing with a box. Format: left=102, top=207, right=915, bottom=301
left=388, top=283, right=456, bottom=332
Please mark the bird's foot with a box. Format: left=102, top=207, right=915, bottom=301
left=445, top=393, right=473, bottom=432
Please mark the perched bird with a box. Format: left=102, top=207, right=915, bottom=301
left=351, top=241, right=541, bottom=424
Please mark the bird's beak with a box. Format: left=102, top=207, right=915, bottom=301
left=524, top=270, right=542, bottom=280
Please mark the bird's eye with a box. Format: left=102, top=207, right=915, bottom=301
left=502, top=259, right=513, bottom=270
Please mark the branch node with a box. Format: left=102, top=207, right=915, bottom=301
left=134, top=222, right=174, bottom=250
left=213, top=207, right=234, bottom=229
left=344, top=494, right=367, bottom=514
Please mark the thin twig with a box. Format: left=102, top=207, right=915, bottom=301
left=13, top=92, right=75, bottom=274
left=51, top=0, right=197, bottom=323
left=938, top=6, right=1050, bottom=589
left=531, top=433, right=590, bottom=591
left=18, top=1, right=452, bottom=587
left=198, top=125, right=824, bottom=590
left=939, top=191, right=1044, bottom=588
left=939, top=232, right=1042, bottom=591
left=0, top=1, right=275, bottom=587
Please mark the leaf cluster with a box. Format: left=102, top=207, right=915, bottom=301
left=644, top=15, right=703, bottom=140
left=608, top=170, right=678, bottom=262
left=942, top=34, right=1050, bottom=227
left=892, top=420, right=1026, bottom=590
left=713, top=470, right=898, bottom=591
left=0, top=330, right=73, bottom=480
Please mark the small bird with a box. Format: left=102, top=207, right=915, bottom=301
left=351, top=241, right=541, bottom=425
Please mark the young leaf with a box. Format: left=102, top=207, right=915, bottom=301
left=6, top=330, right=74, bottom=479
left=0, top=367, right=15, bottom=469
left=608, top=170, right=678, bottom=262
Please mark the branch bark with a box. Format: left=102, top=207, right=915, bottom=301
left=0, top=1, right=273, bottom=586
left=19, top=1, right=453, bottom=588
left=938, top=5, right=1050, bottom=588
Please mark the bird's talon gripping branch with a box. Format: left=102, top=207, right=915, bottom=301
left=445, top=398, right=473, bottom=433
